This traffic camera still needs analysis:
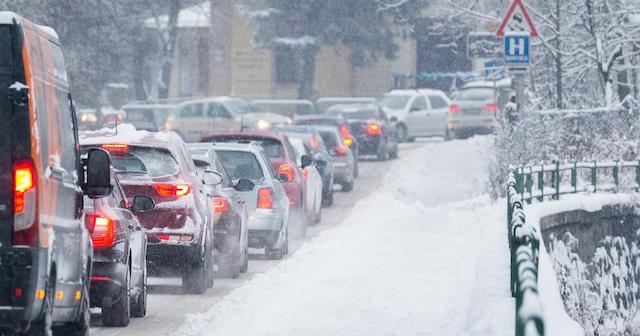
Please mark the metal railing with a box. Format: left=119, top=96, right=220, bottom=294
left=508, top=160, right=640, bottom=336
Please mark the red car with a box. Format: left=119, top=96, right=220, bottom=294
left=201, top=131, right=307, bottom=225
left=81, top=129, right=216, bottom=294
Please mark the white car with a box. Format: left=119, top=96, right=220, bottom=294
left=378, top=89, right=451, bottom=142
left=288, top=137, right=323, bottom=224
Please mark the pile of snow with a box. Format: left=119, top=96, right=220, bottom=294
left=177, top=137, right=514, bottom=336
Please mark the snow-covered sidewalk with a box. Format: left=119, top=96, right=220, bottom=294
left=178, top=137, right=514, bottom=336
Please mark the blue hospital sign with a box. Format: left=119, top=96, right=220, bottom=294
left=503, top=33, right=530, bottom=65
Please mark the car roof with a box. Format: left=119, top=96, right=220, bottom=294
left=294, top=114, right=344, bottom=122
left=462, top=78, right=512, bottom=89
left=79, top=124, right=176, bottom=150
left=211, top=142, right=264, bottom=153
left=252, top=99, right=314, bottom=106
left=202, top=130, right=286, bottom=142
left=328, top=103, right=378, bottom=111
left=176, top=96, right=247, bottom=107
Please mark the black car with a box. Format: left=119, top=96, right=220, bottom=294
left=85, top=171, right=149, bottom=327
left=272, top=125, right=335, bottom=207
left=188, top=144, right=251, bottom=279
left=293, top=114, right=360, bottom=177
left=327, top=104, right=399, bottom=160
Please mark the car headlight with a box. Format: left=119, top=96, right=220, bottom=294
left=80, top=114, right=97, bottom=123
left=257, top=119, right=271, bottom=129
left=285, top=117, right=293, bottom=124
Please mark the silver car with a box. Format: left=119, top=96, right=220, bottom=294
left=315, top=125, right=356, bottom=192
left=213, top=143, right=291, bottom=259
left=448, top=83, right=512, bottom=139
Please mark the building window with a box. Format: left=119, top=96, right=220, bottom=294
left=275, top=47, right=300, bottom=84
left=198, top=38, right=209, bottom=92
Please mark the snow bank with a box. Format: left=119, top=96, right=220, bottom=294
left=176, top=136, right=514, bottom=336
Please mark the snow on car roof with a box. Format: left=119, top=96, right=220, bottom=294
left=0, top=11, right=20, bottom=24
left=462, top=78, right=512, bottom=89
left=79, top=123, right=173, bottom=147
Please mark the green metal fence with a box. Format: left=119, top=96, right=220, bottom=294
left=508, top=160, right=640, bottom=336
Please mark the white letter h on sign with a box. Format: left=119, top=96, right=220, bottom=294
left=509, top=37, right=525, bottom=56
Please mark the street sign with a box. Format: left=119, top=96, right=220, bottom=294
left=496, top=0, right=538, bottom=38
left=503, top=33, right=530, bottom=67
left=467, top=32, right=503, bottom=59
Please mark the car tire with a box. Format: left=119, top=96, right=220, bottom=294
left=102, top=271, right=131, bottom=327
left=396, top=124, right=408, bottom=142
left=54, top=283, right=90, bottom=336
left=315, top=206, right=322, bottom=224
left=342, top=180, right=354, bottom=192
left=130, top=263, right=147, bottom=318
left=389, top=145, right=399, bottom=159
left=240, top=247, right=248, bottom=273
left=377, top=139, right=389, bottom=161
left=283, top=229, right=289, bottom=255
left=322, top=186, right=334, bottom=207
left=444, top=129, right=453, bottom=141
left=353, top=160, right=359, bottom=178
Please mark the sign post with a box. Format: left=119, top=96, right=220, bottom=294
left=496, top=0, right=537, bottom=116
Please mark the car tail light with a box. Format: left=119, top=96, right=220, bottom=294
left=86, top=215, right=117, bottom=249
left=303, top=168, right=309, bottom=181
left=257, top=188, right=274, bottom=209
left=367, top=123, right=382, bottom=136
left=484, top=104, right=498, bottom=112
left=448, top=105, right=459, bottom=114
left=340, top=126, right=353, bottom=147
left=212, top=197, right=229, bottom=213
left=13, top=160, right=37, bottom=246
left=310, top=136, right=318, bottom=149
left=101, top=144, right=129, bottom=151
left=153, top=184, right=191, bottom=198
left=278, top=164, right=295, bottom=183
left=331, top=146, right=347, bottom=157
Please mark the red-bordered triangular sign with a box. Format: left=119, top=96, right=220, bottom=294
left=496, top=0, right=538, bottom=37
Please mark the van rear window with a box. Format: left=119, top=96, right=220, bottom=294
left=0, top=26, right=14, bottom=69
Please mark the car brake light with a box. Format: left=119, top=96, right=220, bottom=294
left=367, top=123, right=382, bottom=136
left=101, top=144, right=129, bottom=151
left=310, top=136, right=318, bottom=149
left=257, top=188, right=274, bottom=209
left=448, top=105, right=459, bottom=114
left=86, top=215, right=117, bottom=249
left=303, top=168, right=309, bottom=181
left=332, top=146, right=347, bottom=157
left=13, top=160, right=37, bottom=246
left=340, top=126, right=353, bottom=147
left=153, top=184, right=191, bottom=197
left=212, top=197, right=229, bottom=213
left=278, top=164, right=295, bottom=183
left=484, top=104, right=498, bottom=112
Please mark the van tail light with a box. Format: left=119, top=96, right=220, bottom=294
left=86, top=215, right=117, bottom=249
left=448, top=105, right=459, bottom=114
left=257, top=188, right=274, bottom=209
left=212, top=197, right=229, bottom=213
left=340, top=126, right=353, bottom=147
left=152, top=184, right=191, bottom=198
left=13, top=159, right=37, bottom=246
left=484, top=104, right=498, bottom=112
left=367, top=123, right=382, bottom=136
left=278, top=164, right=295, bottom=183
left=331, top=146, right=347, bottom=157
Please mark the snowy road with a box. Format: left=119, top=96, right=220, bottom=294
left=90, top=137, right=514, bottom=336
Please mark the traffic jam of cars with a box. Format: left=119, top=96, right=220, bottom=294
left=0, top=11, right=509, bottom=336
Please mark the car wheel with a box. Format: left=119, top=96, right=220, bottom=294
left=182, top=250, right=208, bottom=294
left=377, top=139, right=389, bottom=161
left=342, top=180, right=354, bottom=192
left=130, top=263, right=147, bottom=318
left=353, top=160, right=359, bottom=178
left=396, top=124, right=408, bottom=142
left=102, top=270, right=131, bottom=327
left=315, top=205, right=322, bottom=224
left=389, top=144, right=399, bottom=159
left=240, top=247, right=248, bottom=273
left=205, top=241, right=215, bottom=287
left=283, top=229, right=289, bottom=255
left=444, top=128, right=453, bottom=141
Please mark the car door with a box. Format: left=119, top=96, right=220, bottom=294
left=112, top=178, right=146, bottom=289
left=405, top=96, right=429, bottom=137
left=427, top=95, right=450, bottom=136
left=208, top=103, right=240, bottom=132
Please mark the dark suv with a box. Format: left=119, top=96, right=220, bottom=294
left=83, top=170, right=149, bottom=327
left=80, top=129, right=215, bottom=294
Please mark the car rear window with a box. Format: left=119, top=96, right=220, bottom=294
left=208, top=136, right=284, bottom=158
left=318, top=130, right=340, bottom=147
left=295, top=118, right=338, bottom=128
left=125, top=109, right=155, bottom=122
left=100, top=146, right=179, bottom=178
left=378, top=95, right=411, bottom=110
left=329, top=108, right=378, bottom=120
left=216, top=150, right=265, bottom=181
left=455, top=88, right=495, bottom=101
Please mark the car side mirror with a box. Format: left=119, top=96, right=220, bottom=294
left=278, top=173, right=290, bottom=183
left=131, top=195, right=155, bottom=212
left=235, top=178, right=255, bottom=192
left=314, top=159, right=328, bottom=168
left=83, top=148, right=112, bottom=199
left=300, top=154, right=313, bottom=168
left=389, top=116, right=398, bottom=122
left=203, top=170, right=223, bottom=186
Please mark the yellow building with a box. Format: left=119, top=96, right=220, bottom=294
left=163, top=0, right=416, bottom=100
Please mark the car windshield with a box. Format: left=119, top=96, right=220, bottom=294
left=455, top=88, right=495, bottom=101
left=104, top=147, right=179, bottom=177
left=225, top=100, right=256, bottom=114
left=216, top=150, right=264, bottom=181
left=318, top=130, right=340, bottom=148
left=378, top=95, right=410, bottom=110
